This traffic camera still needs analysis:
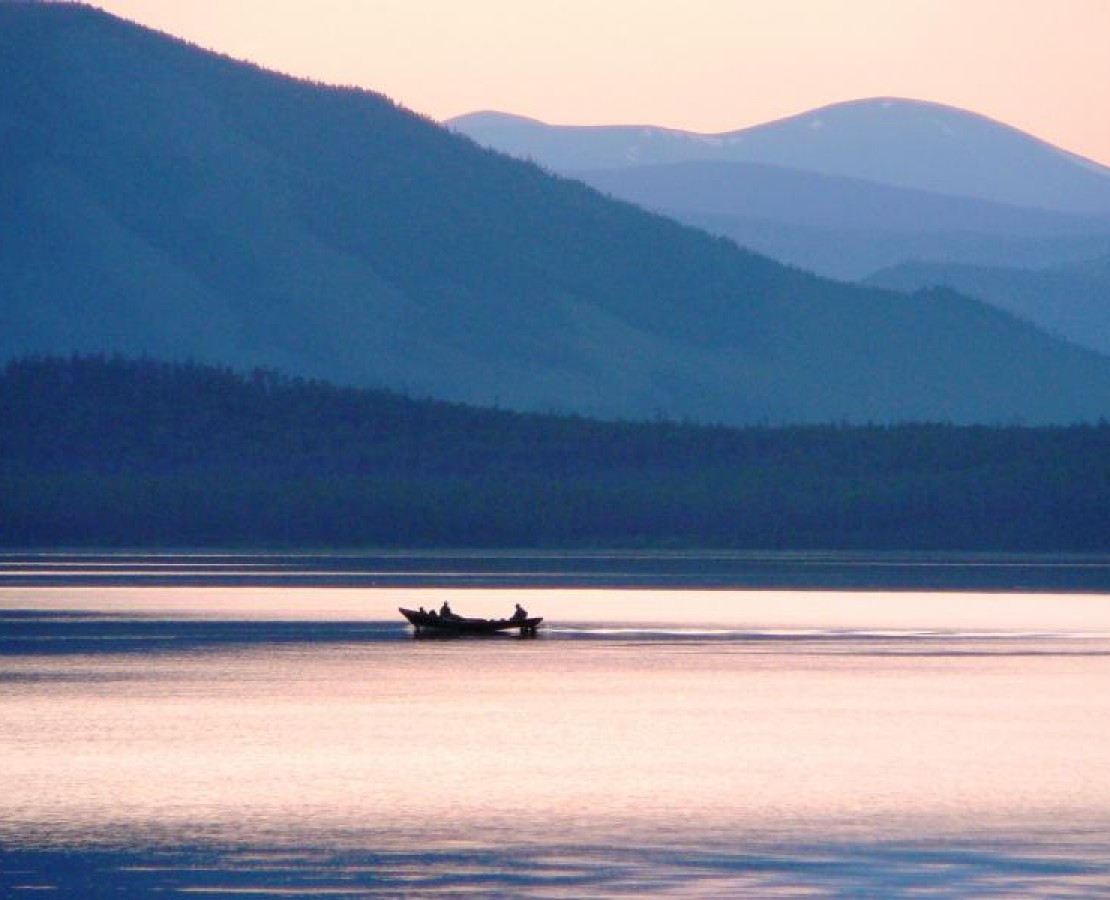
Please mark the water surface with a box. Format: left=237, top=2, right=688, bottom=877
left=2, top=554, right=1110, bottom=896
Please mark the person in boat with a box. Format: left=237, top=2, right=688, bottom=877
left=511, top=603, right=528, bottom=622
left=440, top=601, right=457, bottom=619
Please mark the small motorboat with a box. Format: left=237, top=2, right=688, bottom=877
left=399, top=607, right=542, bottom=637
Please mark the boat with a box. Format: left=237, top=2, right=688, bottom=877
left=399, top=607, right=542, bottom=637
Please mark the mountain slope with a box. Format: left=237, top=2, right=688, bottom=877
left=4, top=4, right=1110, bottom=424
left=574, top=160, right=1110, bottom=234
left=572, top=161, right=1110, bottom=279
left=866, top=256, right=1110, bottom=356
left=449, top=99, right=1110, bottom=213
left=657, top=210, right=1110, bottom=282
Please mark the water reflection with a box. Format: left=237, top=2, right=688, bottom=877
left=4, top=838, right=1110, bottom=897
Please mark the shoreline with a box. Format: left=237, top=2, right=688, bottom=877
left=3, top=549, right=1110, bottom=593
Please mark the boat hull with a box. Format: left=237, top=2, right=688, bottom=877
left=399, top=607, right=542, bottom=636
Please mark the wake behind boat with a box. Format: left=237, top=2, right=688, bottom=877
left=400, top=605, right=542, bottom=637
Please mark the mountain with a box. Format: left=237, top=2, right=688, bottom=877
left=573, top=161, right=1110, bottom=234
left=5, top=4, right=1110, bottom=425
left=449, top=102, right=1110, bottom=279
left=866, top=256, right=1110, bottom=356
left=570, top=161, right=1110, bottom=279
left=449, top=99, right=1110, bottom=213
left=657, top=210, right=1110, bottom=283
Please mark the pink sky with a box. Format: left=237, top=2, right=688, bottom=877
left=89, top=0, right=1110, bottom=168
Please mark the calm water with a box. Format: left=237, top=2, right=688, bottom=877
left=3, top=553, right=1110, bottom=896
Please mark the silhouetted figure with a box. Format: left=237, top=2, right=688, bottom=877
left=511, top=603, right=528, bottom=622
left=440, top=601, right=456, bottom=619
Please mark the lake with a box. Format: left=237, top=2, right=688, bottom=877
left=3, top=552, right=1110, bottom=896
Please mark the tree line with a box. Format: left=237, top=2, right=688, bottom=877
left=2, top=355, right=1108, bottom=550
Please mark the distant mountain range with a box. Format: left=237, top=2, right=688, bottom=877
left=449, top=101, right=1110, bottom=213
left=567, top=161, right=1110, bottom=281
left=5, top=4, right=1110, bottom=425
left=449, top=104, right=1110, bottom=281
left=571, top=161, right=1110, bottom=234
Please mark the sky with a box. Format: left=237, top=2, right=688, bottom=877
left=86, top=0, right=1110, bottom=168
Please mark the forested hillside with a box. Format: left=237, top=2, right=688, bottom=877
left=2, top=357, right=1107, bottom=550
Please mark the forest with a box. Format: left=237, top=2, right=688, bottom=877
left=2, top=355, right=1108, bottom=550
